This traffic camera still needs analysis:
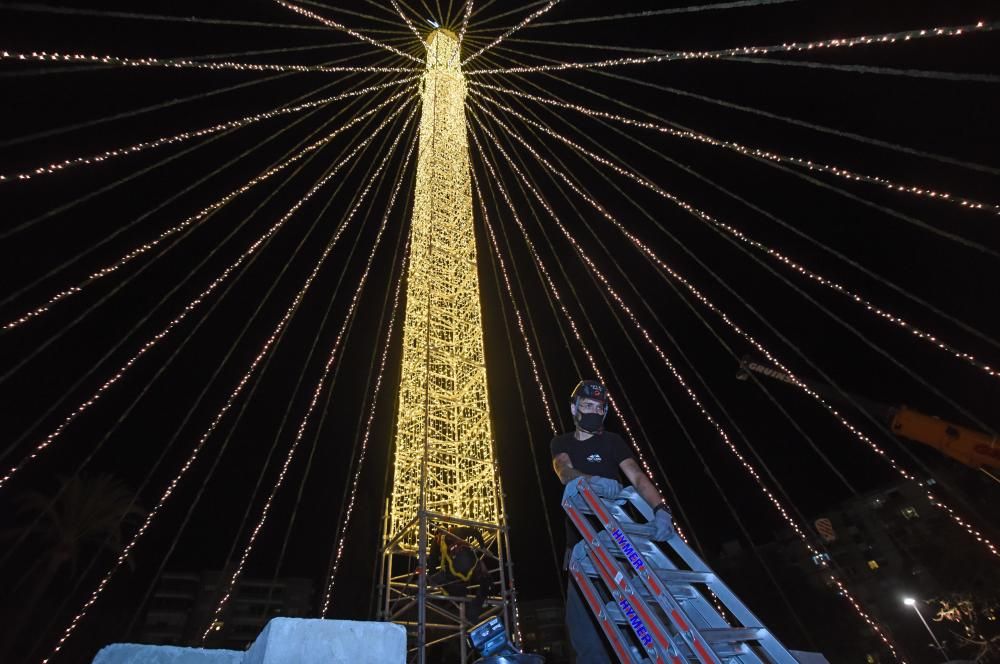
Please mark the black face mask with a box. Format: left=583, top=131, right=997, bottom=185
left=575, top=410, right=605, bottom=434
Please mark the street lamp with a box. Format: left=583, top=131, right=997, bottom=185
left=903, top=597, right=948, bottom=661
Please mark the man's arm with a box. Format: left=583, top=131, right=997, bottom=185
left=552, top=452, right=588, bottom=485
left=620, top=458, right=665, bottom=509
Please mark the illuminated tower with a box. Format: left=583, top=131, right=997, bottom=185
left=379, top=29, right=515, bottom=663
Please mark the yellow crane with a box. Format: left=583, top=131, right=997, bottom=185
left=737, top=357, right=999, bottom=475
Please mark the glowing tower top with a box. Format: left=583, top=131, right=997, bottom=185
left=387, top=27, right=500, bottom=545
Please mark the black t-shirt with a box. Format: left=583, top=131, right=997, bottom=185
left=550, top=431, right=634, bottom=553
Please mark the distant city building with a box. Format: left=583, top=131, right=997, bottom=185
left=139, top=571, right=313, bottom=650
left=516, top=597, right=570, bottom=663
left=715, top=468, right=1000, bottom=663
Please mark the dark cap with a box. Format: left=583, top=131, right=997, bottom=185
left=570, top=379, right=607, bottom=403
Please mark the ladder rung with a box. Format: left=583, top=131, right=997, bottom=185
left=654, top=569, right=715, bottom=585
left=700, top=627, right=766, bottom=643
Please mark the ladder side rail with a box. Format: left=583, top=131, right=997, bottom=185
left=569, top=564, right=644, bottom=664
left=566, top=496, right=681, bottom=663
left=622, top=490, right=802, bottom=664
left=575, top=483, right=724, bottom=664
left=600, top=501, right=734, bottom=634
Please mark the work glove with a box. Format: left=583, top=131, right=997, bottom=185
left=562, top=476, right=584, bottom=501
left=651, top=508, right=674, bottom=542
left=588, top=476, right=623, bottom=499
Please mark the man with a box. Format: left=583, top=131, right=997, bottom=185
left=425, top=525, right=492, bottom=623
left=551, top=379, right=673, bottom=663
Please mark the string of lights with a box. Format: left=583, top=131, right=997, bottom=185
left=389, top=0, right=424, bottom=43
left=457, top=0, right=475, bottom=48
left=196, top=125, right=413, bottom=634
left=0, top=101, right=413, bottom=494
left=477, top=185, right=566, bottom=598
left=0, top=100, right=396, bottom=569
left=321, top=239, right=410, bottom=615
left=470, top=168, right=558, bottom=436
left=477, top=86, right=1000, bottom=436
left=506, top=36, right=681, bottom=55
left=1, top=63, right=405, bottom=250
left=499, top=98, right=863, bottom=499
left=474, top=159, right=704, bottom=553
left=2, top=88, right=413, bottom=332
left=473, top=140, right=583, bottom=427
left=500, top=128, right=831, bottom=642
left=469, top=128, right=676, bottom=523
left=528, top=0, right=802, bottom=27
left=486, top=45, right=1000, bottom=177
left=0, top=49, right=418, bottom=74
left=0, top=2, right=349, bottom=32
left=49, top=120, right=404, bottom=649
left=471, top=96, right=1000, bottom=381
left=205, top=129, right=417, bottom=637
left=0, top=43, right=381, bottom=78
left=467, top=20, right=996, bottom=74
left=0, top=77, right=417, bottom=183
left=469, top=81, right=1000, bottom=216
left=725, top=55, right=1000, bottom=83
left=476, top=107, right=1000, bottom=561
left=0, top=55, right=370, bottom=151
left=289, top=0, right=412, bottom=30
left=41, top=103, right=417, bottom=663
left=0, top=76, right=397, bottom=410
left=472, top=53, right=1000, bottom=354
left=479, top=123, right=700, bottom=530
left=477, top=124, right=813, bottom=632
left=474, top=120, right=904, bottom=660
left=272, top=0, right=423, bottom=63
left=480, top=133, right=711, bottom=558
left=469, top=0, right=541, bottom=26
left=462, top=0, right=562, bottom=65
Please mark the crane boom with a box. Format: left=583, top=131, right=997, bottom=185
left=890, top=406, right=999, bottom=470
left=737, top=357, right=999, bottom=471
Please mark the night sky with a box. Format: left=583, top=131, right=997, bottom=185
left=1, top=1, right=999, bottom=662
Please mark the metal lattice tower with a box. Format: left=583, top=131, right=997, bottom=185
left=379, top=29, right=516, bottom=663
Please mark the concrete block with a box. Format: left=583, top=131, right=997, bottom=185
left=91, top=643, right=242, bottom=664
left=243, top=618, right=406, bottom=664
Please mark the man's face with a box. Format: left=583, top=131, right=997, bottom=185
left=576, top=397, right=606, bottom=415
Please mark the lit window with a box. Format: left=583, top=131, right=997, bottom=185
left=867, top=560, right=879, bottom=570
left=811, top=553, right=831, bottom=566
left=901, top=507, right=918, bottom=519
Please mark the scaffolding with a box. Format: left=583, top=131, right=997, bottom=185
left=379, top=28, right=516, bottom=663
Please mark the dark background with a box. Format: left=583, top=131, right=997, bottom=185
left=1, top=1, right=998, bottom=662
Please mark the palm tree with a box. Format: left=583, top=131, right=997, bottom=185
left=1, top=473, right=145, bottom=660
